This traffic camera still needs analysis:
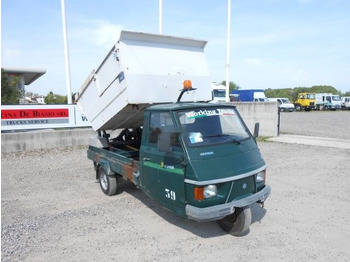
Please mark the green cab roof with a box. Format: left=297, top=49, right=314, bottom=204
left=146, top=102, right=236, bottom=112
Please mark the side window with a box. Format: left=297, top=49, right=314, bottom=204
left=149, top=112, right=174, bottom=144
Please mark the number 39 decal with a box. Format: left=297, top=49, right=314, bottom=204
left=165, top=189, right=176, bottom=201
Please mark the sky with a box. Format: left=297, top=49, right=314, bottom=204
left=1, top=0, right=350, bottom=97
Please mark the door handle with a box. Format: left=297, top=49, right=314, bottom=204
left=143, top=157, right=151, bottom=161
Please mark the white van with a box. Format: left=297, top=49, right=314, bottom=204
left=268, top=98, right=295, bottom=112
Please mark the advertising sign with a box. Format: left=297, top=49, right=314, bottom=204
left=1, top=105, right=91, bottom=131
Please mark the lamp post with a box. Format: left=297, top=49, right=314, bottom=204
left=225, top=0, right=232, bottom=102
left=159, top=0, right=163, bottom=34
left=61, top=0, right=73, bottom=104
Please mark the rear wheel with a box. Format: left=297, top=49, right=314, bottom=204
left=217, top=206, right=252, bottom=236
left=98, top=165, right=117, bottom=196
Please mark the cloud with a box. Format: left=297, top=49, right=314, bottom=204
left=90, top=20, right=123, bottom=46
left=70, top=19, right=123, bottom=48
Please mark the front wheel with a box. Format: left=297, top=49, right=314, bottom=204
left=98, top=165, right=117, bottom=196
left=295, top=104, right=302, bottom=111
left=217, top=206, right=252, bottom=236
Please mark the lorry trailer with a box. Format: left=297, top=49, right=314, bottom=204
left=231, top=89, right=268, bottom=102
left=77, top=31, right=270, bottom=236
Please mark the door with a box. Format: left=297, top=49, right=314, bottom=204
left=140, top=111, right=186, bottom=216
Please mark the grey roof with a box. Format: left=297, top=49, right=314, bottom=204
left=2, top=67, right=46, bottom=85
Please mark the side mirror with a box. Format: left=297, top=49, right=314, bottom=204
left=253, top=122, right=260, bottom=139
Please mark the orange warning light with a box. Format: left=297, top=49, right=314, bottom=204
left=183, top=80, right=192, bottom=89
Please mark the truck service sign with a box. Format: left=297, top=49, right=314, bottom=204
left=1, top=105, right=90, bottom=131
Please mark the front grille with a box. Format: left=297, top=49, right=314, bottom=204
left=226, top=176, right=255, bottom=203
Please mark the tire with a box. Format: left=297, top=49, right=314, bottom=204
left=98, top=165, right=117, bottom=196
left=217, top=206, right=252, bottom=236
left=295, top=104, right=302, bottom=111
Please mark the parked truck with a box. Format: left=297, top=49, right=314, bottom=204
left=315, top=93, right=341, bottom=110
left=76, top=31, right=270, bottom=236
left=341, top=96, right=350, bottom=110
left=211, top=82, right=227, bottom=103
left=231, top=89, right=268, bottom=102
left=294, top=92, right=316, bottom=111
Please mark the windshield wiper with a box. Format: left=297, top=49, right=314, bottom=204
left=203, top=134, right=241, bottom=144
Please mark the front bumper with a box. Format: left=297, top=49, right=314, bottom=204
left=185, top=185, right=271, bottom=222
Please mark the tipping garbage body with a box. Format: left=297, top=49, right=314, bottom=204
left=76, top=31, right=212, bottom=131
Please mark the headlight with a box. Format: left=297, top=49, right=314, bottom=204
left=194, top=185, right=217, bottom=201
left=204, top=185, right=217, bottom=198
left=256, top=170, right=266, bottom=182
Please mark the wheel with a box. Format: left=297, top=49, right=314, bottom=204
left=295, top=104, right=302, bottom=111
left=217, top=206, right=252, bottom=236
left=98, top=165, right=117, bottom=196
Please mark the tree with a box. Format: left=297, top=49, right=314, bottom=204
left=309, top=85, right=337, bottom=94
left=221, top=81, right=241, bottom=93
left=44, top=91, right=67, bottom=104
left=1, top=69, right=22, bottom=104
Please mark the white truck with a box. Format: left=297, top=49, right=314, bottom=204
left=341, top=96, right=350, bottom=110
left=315, top=93, right=341, bottom=110
left=268, top=98, right=295, bottom=112
left=211, top=82, right=226, bottom=103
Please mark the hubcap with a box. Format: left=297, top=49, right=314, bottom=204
left=100, top=171, right=108, bottom=190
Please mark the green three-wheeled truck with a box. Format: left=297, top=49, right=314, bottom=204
left=77, top=31, right=270, bottom=236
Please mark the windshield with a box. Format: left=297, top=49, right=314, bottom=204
left=306, top=94, right=315, bottom=99
left=177, top=107, right=250, bottom=147
left=332, top=95, right=341, bottom=101
left=281, top=98, right=290, bottom=103
left=213, top=89, right=226, bottom=98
